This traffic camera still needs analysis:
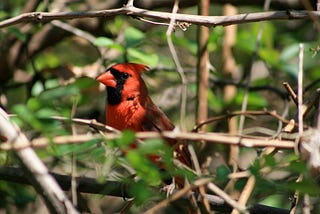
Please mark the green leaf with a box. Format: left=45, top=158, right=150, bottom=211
left=129, top=180, right=156, bottom=205
left=286, top=161, right=307, bottom=173
left=93, top=37, right=115, bottom=47
left=280, top=44, right=299, bottom=62
left=280, top=63, right=298, bottom=78
left=8, top=27, right=26, bottom=42
left=90, top=146, right=106, bottom=163
left=138, top=138, right=164, bottom=153
left=126, top=150, right=161, bottom=186
left=234, top=91, right=267, bottom=108
left=52, top=139, right=99, bottom=156
left=38, top=84, right=79, bottom=105
left=216, top=165, right=231, bottom=182
left=13, top=105, right=43, bottom=131
left=259, top=48, right=279, bottom=66
left=124, top=27, right=145, bottom=48
left=286, top=180, right=320, bottom=196
left=114, top=130, right=136, bottom=149
left=127, top=48, right=158, bottom=66
left=264, top=155, right=276, bottom=167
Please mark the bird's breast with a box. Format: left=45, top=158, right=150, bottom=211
left=106, top=99, right=146, bottom=131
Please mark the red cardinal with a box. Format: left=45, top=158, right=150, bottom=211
left=97, top=62, right=191, bottom=188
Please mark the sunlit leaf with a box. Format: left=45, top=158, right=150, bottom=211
left=93, top=37, right=114, bottom=47
left=126, top=150, right=161, bottom=186
left=13, top=105, right=43, bottom=131
left=280, top=44, right=299, bottom=62
left=115, top=130, right=136, bottom=149
left=286, top=180, right=320, bottom=196
left=127, top=48, right=158, bottom=67
left=125, top=27, right=145, bottom=48
left=259, top=48, right=279, bottom=66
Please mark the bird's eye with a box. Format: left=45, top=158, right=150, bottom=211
left=123, top=73, right=130, bottom=79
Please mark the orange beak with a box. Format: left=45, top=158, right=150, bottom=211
left=97, top=71, right=117, bottom=88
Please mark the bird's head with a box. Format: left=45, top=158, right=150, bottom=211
left=97, top=63, right=149, bottom=105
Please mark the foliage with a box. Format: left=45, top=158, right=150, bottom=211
left=0, top=1, right=320, bottom=213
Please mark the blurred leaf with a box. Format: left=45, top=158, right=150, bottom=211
left=13, top=105, right=43, bottom=131
left=93, top=37, right=114, bottom=47
left=216, top=165, right=231, bottom=182
left=126, top=150, right=161, bottom=186
left=114, top=130, right=136, bottom=149
left=8, top=27, right=26, bottom=42
left=125, top=27, right=145, bottom=48
left=280, top=63, right=298, bottom=79
left=208, top=26, right=223, bottom=52
left=129, top=180, right=157, bottom=205
left=264, top=155, right=276, bottom=167
left=280, top=44, right=299, bottom=62
left=234, top=178, right=247, bottom=191
left=207, top=89, right=224, bottom=112
left=0, top=181, right=35, bottom=209
left=52, top=139, right=99, bottom=157
left=259, top=194, right=290, bottom=210
left=234, top=91, right=267, bottom=108
left=250, top=159, right=261, bottom=176
left=286, top=161, right=307, bottom=174
left=286, top=179, right=320, bottom=196
left=138, top=138, right=165, bottom=154
left=34, top=52, right=60, bottom=70
left=171, top=34, right=197, bottom=55
left=127, top=48, right=158, bottom=67
left=237, top=26, right=256, bottom=53
left=31, top=81, right=45, bottom=96
left=259, top=48, right=279, bottom=66
left=38, top=84, right=79, bottom=106
left=90, top=146, right=107, bottom=163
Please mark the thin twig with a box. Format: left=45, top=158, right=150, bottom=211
left=231, top=175, right=256, bottom=214
left=144, top=178, right=212, bottom=214
left=303, top=194, right=311, bottom=214
left=238, top=0, right=271, bottom=135
left=51, top=20, right=96, bottom=43
left=283, top=82, right=298, bottom=105
left=166, top=0, right=187, bottom=131
left=207, top=182, right=248, bottom=213
left=193, top=109, right=299, bottom=132
left=298, top=44, right=304, bottom=138
left=290, top=174, right=303, bottom=214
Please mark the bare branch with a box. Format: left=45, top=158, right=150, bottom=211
left=0, top=130, right=295, bottom=151
left=1, top=5, right=320, bottom=29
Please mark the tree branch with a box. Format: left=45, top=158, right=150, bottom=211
left=0, top=166, right=290, bottom=214
left=0, top=108, right=78, bottom=214
left=1, top=5, right=320, bottom=29
left=0, top=130, right=295, bottom=151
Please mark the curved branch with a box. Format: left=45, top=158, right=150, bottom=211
left=0, top=5, right=319, bottom=29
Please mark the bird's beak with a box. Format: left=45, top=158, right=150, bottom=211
left=97, top=71, right=117, bottom=88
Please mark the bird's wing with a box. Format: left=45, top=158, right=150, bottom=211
left=142, top=97, right=175, bottom=132
left=142, top=97, right=192, bottom=169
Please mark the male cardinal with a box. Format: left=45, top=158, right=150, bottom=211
left=97, top=62, right=191, bottom=188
